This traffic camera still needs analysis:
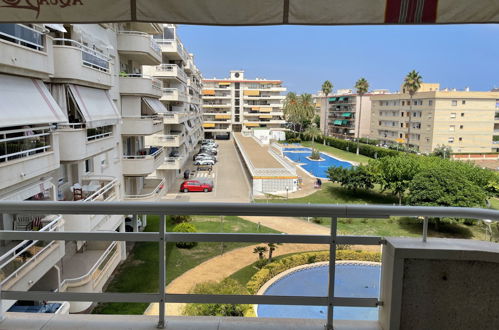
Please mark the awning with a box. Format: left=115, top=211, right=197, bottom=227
left=203, top=123, right=215, bottom=128
left=338, top=97, right=345, bottom=101
left=245, top=123, right=260, bottom=127
left=259, top=115, right=272, bottom=119
left=143, top=97, right=167, bottom=115
left=259, top=108, right=272, bottom=113
left=244, top=90, right=260, bottom=96
left=215, top=114, right=231, bottom=119
left=0, top=74, right=66, bottom=128
left=203, top=90, right=215, bottom=95
left=218, top=82, right=231, bottom=86
left=1, top=2, right=497, bottom=25
left=251, top=107, right=260, bottom=111
left=44, top=24, right=66, bottom=32
left=341, top=112, right=351, bottom=117
left=68, top=84, right=120, bottom=128
left=328, top=97, right=337, bottom=102
left=333, top=120, right=342, bottom=125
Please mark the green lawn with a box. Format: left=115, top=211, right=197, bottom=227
left=92, top=215, right=278, bottom=315
left=300, top=141, right=371, bottom=164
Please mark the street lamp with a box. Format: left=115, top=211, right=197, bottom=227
left=286, top=186, right=289, bottom=200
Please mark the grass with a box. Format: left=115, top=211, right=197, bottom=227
left=300, top=141, right=371, bottom=164
left=92, top=215, right=278, bottom=315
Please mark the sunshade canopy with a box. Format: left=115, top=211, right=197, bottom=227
left=1, top=1, right=498, bottom=25
left=0, top=74, right=65, bottom=128
left=143, top=97, right=167, bottom=114
left=68, top=84, right=120, bottom=128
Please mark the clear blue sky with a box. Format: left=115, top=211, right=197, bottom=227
left=178, top=24, right=499, bottom=94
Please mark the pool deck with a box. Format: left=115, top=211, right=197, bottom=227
left=234, top=133, right=284, bottom=168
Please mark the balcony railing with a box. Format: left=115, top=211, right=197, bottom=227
left=0, top=202, right=498, bottom=329
left=0, top=126, right=53, bottom=163
left=118, top=30, right=161, bottom=57
left=0, top=215, right=63, bottom=287
left=53, top=38, right=110, bottom=72
left=0, top=24, right=44, bottom=51
left=119, top=73, right=162, bottom=91
left=123, top=146, right=164, bottom=161
left=155, top=64, right=187, bottom=82
left=124, top=178, right=166, bottom=200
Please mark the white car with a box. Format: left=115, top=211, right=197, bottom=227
left=194, top=159, right=215, bottom=166
left=195, top=155, right=217, bottom=163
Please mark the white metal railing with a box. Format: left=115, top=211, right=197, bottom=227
left=0, top=202, right=499, bottom=329
left=123, top=147, right=164, bottom=160
left=119, top=74, right=162, bottom=90
left=0, top=126, right=53, bottom=163
left=0, top=24, right=44, bottom=50
left=60, top=241, right=119, bottom=290
left=0, top=215, right=63, bottom=286
left=82, top=178, right=119, bottom=202
left=124, top=178, right=166, bottom=200
left=53, top=38, right=110, bottom=72
left=155, top=64, right=188, bottom=82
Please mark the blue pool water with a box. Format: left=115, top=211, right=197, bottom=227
left=283, top=148, right=353, bottom=178
left=257, top=264, right=380, bottom=320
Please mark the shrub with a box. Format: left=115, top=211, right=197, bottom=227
left=255, top=259, right=269, bottom=269
left=311, top=217, right=322, bottom=224
left=183, top=278, right=251, bottom=316
left=170, top=215, right=192, bottom=225
left=172, top=222, right=198, bottom=249
left=310, top=149, right=321, bottom=160
left=286, top=137, right=302, bottom=143
left=246, top=250, right=380, bottom=294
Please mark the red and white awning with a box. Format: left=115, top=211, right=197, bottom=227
left=0, top=0, right=498, bottom=25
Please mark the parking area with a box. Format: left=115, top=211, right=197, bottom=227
left=164, top=139, right=251, bottom=203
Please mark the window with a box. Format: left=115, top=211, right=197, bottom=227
left=450, top=113, right=456, bottom=119
left=402, top=101, right=405, bottom=106
left=399, top=133, right=403, bottom=138
left=448, top=137, right=454, bottom=143
left=235, top=82, right=240, bottom=89
left=401, top=112, right=404, bottom=117
left=461, top=113, right=464, bottom=117
left=452, top=100, right=457, bottom=106
left=459, top=137, right=463, bottom=141
left=449, top=125, right=455, bottom=131
left=85, top=158, right=94, bottom=173
left=460, top=125, right=464, bottom=129
left=235, top=91, right=240, bottom=97
left=496, top=99, right=499, bottom=108
left=429, top=100, right=433, bottom=106
left=462, top=100, right=466, bottom=105
left=400, top=123, right=403, bottom=128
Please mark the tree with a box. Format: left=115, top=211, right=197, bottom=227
left=253, top=246, right=268, bottom=260
left=321, top=80, right=333, bottom=137
left=283, top=92, right=299, bottom=131
left=431, top=145, right=453, bottom=158
left=403, top=70, right=422, bottom=149
left=303, top=123, right=322, bottom=159
left=298, top=93, right=316, bottom=131
left=267, top=243, right=281, bottom=261
left=354, top=78, right=369, bottom=155
left=327, top=165, right=374, bottom=191
left=369, top=155, right=421, bottom=205
left=183, top=278, right=251, bottom=316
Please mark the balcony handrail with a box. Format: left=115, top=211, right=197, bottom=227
left=0, top=145, right=51, bottom=162
left=123, top=147, right=164, bottom=160
left=124, top=178, right=166, bottom=200
left=1, top=201, right=499, bottom=329
left=82, top=178, right=119, bottom=202
left=60, top=241, right=118, bottom=290
left=0, top=215, right=63, bottom=285
left=53, top=38, right=110, bottom=72
left=0, top=24, right=45, bottom=50
left=58, top=122, right=86, bottom=129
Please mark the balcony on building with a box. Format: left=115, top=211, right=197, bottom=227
left=158, top=149, right=188, bottom=170
left=121, top=97, right=165, bottom=136
left=119, top=74, right=163, bottom=98
left=148, top=130, right=186, bottom=148
left=60, top=240, right=122, bottom=313
left=122, top=147, right=164, bottom=176
left=124, top=177, right=166, bottom=202
left=161, top=87, right=188, bottom=102
left=162, top=106, right=189, bottom=124
left=0, top=24, right=54, bottom=79
left=154, top=37, right=189, bottom=62
left=117, top=31, right=162, bottom=65
left=52, top=38, right=112, bottom=88
left=152, top=64, right=188, bottom=83
left=57, top=85, right=120, bottom=161
left=203, top=123, right=232, bottom=132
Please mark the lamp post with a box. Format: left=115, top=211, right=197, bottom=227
left=286, top=186, right=289, bottom=200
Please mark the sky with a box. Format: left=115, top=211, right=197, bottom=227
left=177, top=24, right=499, bottom=94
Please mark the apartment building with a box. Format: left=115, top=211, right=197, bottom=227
left=0, top=23, right=202, bottom=314
left=202, top=70, right=286, bottom=138
left=370, top=83, right=499, bottom=153
left=144, top=24, right=204, bottom=188
left=327, top=92, right=372, bottom=140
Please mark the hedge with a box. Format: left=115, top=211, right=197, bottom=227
left=246, top=250, right=381, bottom=294
left=285, top=131, right=401, bottom=159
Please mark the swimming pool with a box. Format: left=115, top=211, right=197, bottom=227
left=283, top=148, right=353, bottom=178
left=257, top=263, right=380, bottom=320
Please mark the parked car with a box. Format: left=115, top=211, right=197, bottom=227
left=180, top=180, right=213, bottom=193
left=194, top=159, right=215, bottom=166
left=200, top=148, right=217, bottom=155
left=195, top=155, right=217, bottom=162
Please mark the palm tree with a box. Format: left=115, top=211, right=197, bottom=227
left=403, top=70, right=423, bottom=149
left=267, top=243, right=281, bottom=261
left=321, top=80, right=333, bottom=138
left=284, top=92, right=299, bottom=131
left=304, top=123, right=322, bottom=159
left=299, top=93, right=316, bottom=132
left=253, top=246, right=268, bottom=260
left=354, top=78, right=369, bottom=155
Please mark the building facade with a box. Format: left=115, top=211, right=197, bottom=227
left=0, top=23, right=202, bottom=314
left=370, top=83, right=499, bottom=153
left=327, top=93, right=372, bottom=140
left=202, top=70, right=286, bottom=138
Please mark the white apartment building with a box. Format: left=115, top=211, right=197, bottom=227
left=144, top=24, right=204, bottom=188
left=0, top=23, right=202, bottom=314
left=202, top=70, right=286, bottom=138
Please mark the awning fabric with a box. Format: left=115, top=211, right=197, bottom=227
left=1, top=1, right=498, bottom=25
left=203, top=90, right=215, bottom=95
left=44, top=24, right=66, bottom=32
left=341, top=112, right=351, bottom=117
left=328, top=97, right=337, bottom=102
left=215, top=114, right=231, bottom=119
left=218, top=82, right=231, bottom=86
left=68, top=84, right=120, bottom=128
left=259, top=115, right=272, bottom=119
left=251, top=107, right=260, bottom=111
left=143, top=97, right=167, bottom=115
left=333, top=120, right=342, bottom=125
left=0, top=74, right=66, bottom=128
left=259, top=108, right=272, bottom=113
left=203, top=123, right=215, bottom=128
left=244, top=90, right=260, bottom=96
left=245, top=123, right=260, bottom=127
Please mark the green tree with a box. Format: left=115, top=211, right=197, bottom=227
left=267, top=243, right=281, bottom=261
left=183, top=278, right=251, bottom=316
left=284, top=92, right=299, bottom=131
left=303, top=123, right=322, bottom=159
left=298, top=93, right=316, bottom=131
left=321, top=80, right=333, bottom=136
left=354, top=78, right=369, bottom=155
left=327, top=165, right=374, bottom=191
left=253, top=246, right=268, bottom=260
left=403, top=70, right=423, bottom=149
left=370, top=155, right=421, bottom=205
left=172, top=222, right=198, bottom=249
left=431, top=145, right=453, bottom=158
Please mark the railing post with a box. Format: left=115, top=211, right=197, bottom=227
left=0, top=282, right=4, bottom=322
left=157, top=215, right=166, bottom=329
left=325, top=217, right=338, bottom=330
left=422, top=216, right=429, bottom=243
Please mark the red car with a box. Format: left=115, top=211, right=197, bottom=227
left=180, top=180, right=213, bottom=193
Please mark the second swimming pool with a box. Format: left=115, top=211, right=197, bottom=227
left=283, top=148, right=353, bottom=178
